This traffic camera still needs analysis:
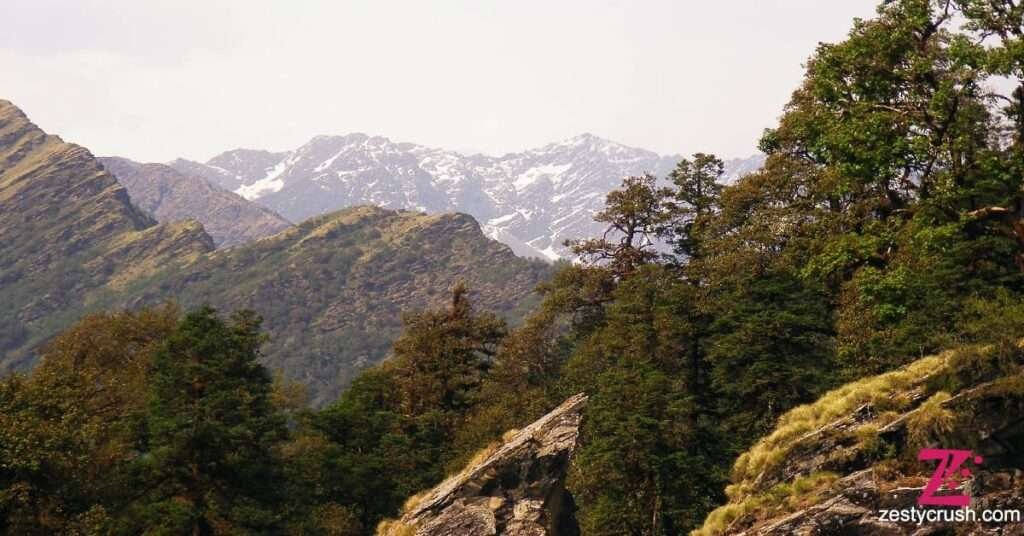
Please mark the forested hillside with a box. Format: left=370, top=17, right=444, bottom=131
left=113, top=206, right=550, bottom=405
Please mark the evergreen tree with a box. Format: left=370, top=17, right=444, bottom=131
left=122, top=306, right=287, bottom=534
left=706, top=272, right=836, bottom=441
left=565, top=265, right=727, bottom=535
left=663, top=153, right=725, bottom=260
left=291, top=284, right=508, bottom=534
left=386, top=282, right=506, bottom=427
left=566, top=174, right=671, bottom=278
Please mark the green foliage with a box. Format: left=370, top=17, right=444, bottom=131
left=566, top=174, right=671, bottom=277
left=707, top=272, right=836, bottom=442
left=562, top=266, right=729, bottom=534
left=386, top=282, right=507, bottom=423
left=6, top=2, right=1024, bottom=536
left=293, top=368, right=435, bottom=533
left=906, top=391, right=956, bottom=449
left=2, top=201, right=549, bottom=408
left=663, top=153, right=725, bottom=259
left=0, top=306, right=178, bottom=535
left=692, top=472, right=839, bottom=536
left=118, top=306, right=288, bottom=534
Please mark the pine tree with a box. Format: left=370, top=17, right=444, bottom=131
left=565, top=265, right=727, bottom=535
left=386, top=282, right=506, bottom=425
left=663, top=153, right=725, bottom=260
left=123, top=306, right=287, bottom=534
left=566, top=174, right=671, bottom=277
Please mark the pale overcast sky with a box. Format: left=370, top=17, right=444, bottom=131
left=1, top=1, right=879, bottom=162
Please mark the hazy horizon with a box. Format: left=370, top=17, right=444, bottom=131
left=2, top=1, right=879, bottom=163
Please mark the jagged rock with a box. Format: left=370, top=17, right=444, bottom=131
left=380, top=394, right=588, bottom=536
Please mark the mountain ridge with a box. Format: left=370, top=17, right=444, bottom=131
left=0, top=99, right=217, bottom=370
left=170, top=134, right=764, bottom=260
left=98, top=156, right=292, bottom=247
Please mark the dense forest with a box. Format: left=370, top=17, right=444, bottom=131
left=3, top=0, right=1024, bottom=534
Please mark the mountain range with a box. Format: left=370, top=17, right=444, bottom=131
left=168, top=134, right=764, bottom=259
left=0, top=100, right=548, bottom=405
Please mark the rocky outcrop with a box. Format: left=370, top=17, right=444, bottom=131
left=694, top=343, right=1024, bottom=536
left=100, top=157, right=291, bottom=248
left=380, top=394, right=588, bottom=536
left=732, top=467, right=1024, bottom=536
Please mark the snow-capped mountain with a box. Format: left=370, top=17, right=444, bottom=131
left=172, top=134, right=764, bottom=260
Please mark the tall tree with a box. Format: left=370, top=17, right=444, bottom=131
left=385, top=282, right=507, bottom=425
left=663, top=153, right=725, bottom=260
left=565, top=265, right=727, bottom=535
left=566, top=174, right=671, bottom=278
left=122, top=307, right=287, bottom=535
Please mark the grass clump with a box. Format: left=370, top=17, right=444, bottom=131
left=729, top=342, right=1019, bottom=492
left=906, top=391, right=955, bottom=449
left=730, top=352, right=946, bottom=491
left=691, top=472, right=839, bottom=536
left=854, top=423, right=897, bottom=460
left=375, top=519, right=418, bottom=536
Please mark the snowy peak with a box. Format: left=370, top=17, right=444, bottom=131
left=169, top=134, right=764, bottom=260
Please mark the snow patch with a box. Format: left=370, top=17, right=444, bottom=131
left=314, top=148, right=348, bottom=172
left=235, top=160, right=289, bottom=200
left=513, top=163, right=573, bottom=191
left=487, top=213, right=518, bottom=226
left=483, top=225, right=553, bottom=261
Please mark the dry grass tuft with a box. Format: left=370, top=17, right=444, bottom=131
left=692, top=472, right=839, bottom=536
left=906, top=391, right=955, bottom=449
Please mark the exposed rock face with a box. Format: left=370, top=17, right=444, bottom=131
left=381, top=394, right=588, bottom=536
left=696, top=344, right=1024, bottom=536
left=99, top=156, right=291, bottom=248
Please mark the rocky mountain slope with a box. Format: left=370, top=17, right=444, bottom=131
left=172, top=135, right=764, bottom=260
left=380, top=394, right=588, bottom=536
left=694, top=342, right=1024, bottom=536
left=0, top=99, right=215, bottom=371
left=0, top=101, right=549, bottom=405
left=99, top=157, right=292, bottom=247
